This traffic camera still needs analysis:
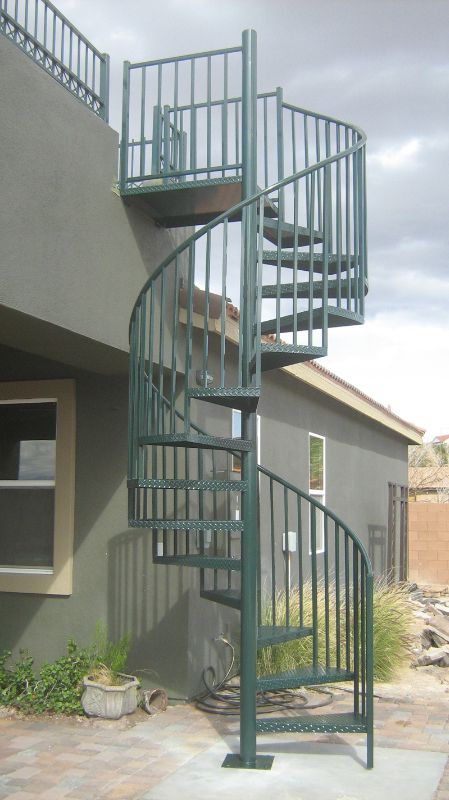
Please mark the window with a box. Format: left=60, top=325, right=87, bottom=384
left=309, top=433, right=325, bottom=554
left=0, top=380, right=76, bottom=595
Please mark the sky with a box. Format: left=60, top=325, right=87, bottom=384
left=57, top=0, right=449, bottom=439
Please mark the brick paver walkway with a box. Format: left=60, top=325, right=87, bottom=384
left=0, top=687, right=448, bottom=799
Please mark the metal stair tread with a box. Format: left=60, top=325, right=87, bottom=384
left=256, top=665, right=354, bottom=691
left=257, top=625, right=313, bottom=647
left=262, top=219, right=324, bottom=248
left=262, top=250, right=356, bottom=274
left=129, top=519, right=244, bottom=531
left=154, top=554, right=241, bottom=571
left=260, top=343, right=326, bottom=371
left=261, top=279, right=365, bottom=300
left=256, top=712, right=367, bottom=734
left=260, top=307, right=364, bottom=335
left=187, top=387, right=260, bottom=412
left=128, top=478, right=247, bottom=491
left=138, top=433, right=252, bottom=451
left=200, top=588, right=241, bottom=609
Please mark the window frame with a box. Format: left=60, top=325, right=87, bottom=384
left=309, top=432, right=326, bottom=555
left=0, top=380, right=76, bottom=595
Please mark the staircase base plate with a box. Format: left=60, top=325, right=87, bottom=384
left=222, top=754, right=274, bottom=771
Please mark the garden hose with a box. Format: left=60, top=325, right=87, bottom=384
left=195, top=634, right=334, bottom=716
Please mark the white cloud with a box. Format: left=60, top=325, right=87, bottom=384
left=368, top=138, right=421, bottom=170
left=322, top=314, right=449, bottom=440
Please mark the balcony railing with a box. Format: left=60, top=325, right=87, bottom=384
left=0, top=0, right=109, bottom=120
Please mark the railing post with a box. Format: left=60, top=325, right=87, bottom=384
left=238, top=27, right=262, bottom=770
left=276, top=86, right=284, bottom=222
left=99, top=53, right=110, bottom=123
left=120, top=61, right=131, bottom=192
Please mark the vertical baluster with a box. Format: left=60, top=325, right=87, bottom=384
left=336, top=125, right=343, bottom=308
left=270, top=477, right=276, bottom=626
left=170, top=255, right=180, bottom=433
left=190, top=59, right=196, bottom=175
left=324, top=514, right=330, bottom=668
left=43, top=1, right=47, bottom=49
left=185, top=448, right=190, bottom=554
left=84, top=41, right=88, bottom=88
left=198, top=449, right=205, bottom=591
left=147, top=288, right=155, bottom=436
left=235, top=102, right=240, bottom=175
left=325, top=121, right=332, bottom=253
left=158, top=270, right=166, bottom=435
left=206, top=55, right=211, bottom=178
left=220, top=220, right=228, bottom=386
left=212, top=452, right=218, bottom=590
left=352, top=130, right=359, bottom=315
left=163, top=104, right=171, bottom=183
left=304, top=115, right=310, bottom=227
left=34, top=0, right=39, bottom=45
left=255, top=198, right=264, bottom=388
left=202, top=230, right=211, bottom=386
left=140, top=67, right=146, bottom=177
left=345, top=127, right=352, bottom=309
left=353, top=544, right=360, bottom=715
left=24, top=0, right=29, bottom=34
left=130, top=139, right=135, bottom=181
left=297, top=494, right=303, bottom=628
left=119, top=62, right=131, bottom=190
left=311, top=504, right=318, bottom=668
left=222, top=53, right=228, bottom=176
left=345, top=531, right=350, bottom=672
left=227, top=475, right=232, bottom=590
left=366, top=570, right=374, bottom=768
left=335, top=522, right=341, bottom=670
left=284, top=486, right=290, bottom=628
left=315, top=118, right=322, bottom=231
left=161, top=411, right=167, bottom=554
left=173, top=60, right=179, bottom=171
left=276, top=87, right=284, bottom=221
left=69, top=29, right=73, bottom=72
left=184, top=243, right=195, bottom=430
left=292, top=178, right=299, bottom=346
left=138, top=294, right=147, bottom=443
left=308, top=172, right=316, bottom=347
left=361, top=561, right=366, bottom=717
left=263, top=97, right=268, bottom=187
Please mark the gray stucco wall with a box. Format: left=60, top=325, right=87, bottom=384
left=0, top=34, right=187, bottom=371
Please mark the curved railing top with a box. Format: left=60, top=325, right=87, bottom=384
left=258, top=464, right=373, bottom=577
left=129, top=131, right=365, bottom=326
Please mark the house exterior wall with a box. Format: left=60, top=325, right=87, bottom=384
left=0, top=34, right=187, bottom=372
left=409, top=503, right=449, bottom=586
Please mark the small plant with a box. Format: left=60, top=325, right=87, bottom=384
left=257, top=578, right=414, bottom=682
left=87, top=621, right=131, bottom=685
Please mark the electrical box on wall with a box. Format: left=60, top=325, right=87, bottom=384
left=282, top=531, right=297, bottom=553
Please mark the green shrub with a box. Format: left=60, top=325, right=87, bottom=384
left=0, top=624, right=132, bottom=714
left=257, top=578, right=414, bottom=682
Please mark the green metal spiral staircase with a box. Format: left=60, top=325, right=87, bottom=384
left=120, top=30, right=373, bottom=770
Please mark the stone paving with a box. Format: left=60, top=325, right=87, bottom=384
left=0, top=686, right=448, bottom=799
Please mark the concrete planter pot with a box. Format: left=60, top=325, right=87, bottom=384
left=81, top=674, right=139, bottom=719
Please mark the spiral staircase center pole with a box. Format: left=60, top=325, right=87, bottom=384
left=238, top=27, right=263, bottom=769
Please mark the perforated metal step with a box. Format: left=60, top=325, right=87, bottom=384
left=129, top=519, right=244, bottom=531
left=256, top=665, right=353, bottom=692
left=262, top=250, right=354, bottom=273
left=262, top=219, right=324, bottom=248
left=256, top=712, right=367, bottom=734
left=261, top=279, right=363, bottom=300
left=260, top=307, right=363, bottom=336
left=128, top=478, right=247, bottom=491
left=138, top=433, right=252, bottom=451
left=200, top=589, right=241, bottom=609
left=260, top=343, right=326, bottom=371
left=187, top=387, right=260, bottom=412
left=154, top=555, right=241, bottom=570
left=257, top=625, right=313, bottom=648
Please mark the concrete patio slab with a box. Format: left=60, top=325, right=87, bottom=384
left=143, top=740, right=447, bottom=800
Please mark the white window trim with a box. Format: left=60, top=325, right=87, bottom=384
left=309, top=431, right=326, bottom=555
left=0, top=380, right=76, bottom=596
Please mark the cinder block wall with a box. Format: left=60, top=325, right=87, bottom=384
left=409, top=503, right=449, bottom=586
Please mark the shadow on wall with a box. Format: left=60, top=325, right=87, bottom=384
left=368, top=524, right=387, bottom=576
left=107, top=527, right=194, bottom=698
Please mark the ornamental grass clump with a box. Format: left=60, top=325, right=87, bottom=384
left=257, top=578, right=414, bottom=682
